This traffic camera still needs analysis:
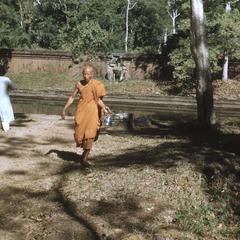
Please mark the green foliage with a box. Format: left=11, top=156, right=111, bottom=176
left=0, top=1, right=31, bottom=48
left=71, top=20, right=109, bottom=56
left=212, top=9, right=240, bottom=57
left=0, top=25, right=30, bottom=48
left=169, top=34, right=222, bottom=88
left=168, top=1, right=240, bottom=90
left=32, top=16, right=62, bottom=49
left=169, top=37, right=195, bottom=92
left=1, top=0, right=240, bottom=91
left=0, top=0, right=171, bottom=54
left=176, top=202, right=239, bottom=238
left=129, top=0, right=169, bottom=52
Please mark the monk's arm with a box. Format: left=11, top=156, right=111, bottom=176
left=97, top=97, right=112, bottom=114
left=61, top=86, right=78, bottom=119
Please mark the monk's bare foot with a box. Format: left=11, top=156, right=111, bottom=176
left=81, top=160, right=94, bottom=167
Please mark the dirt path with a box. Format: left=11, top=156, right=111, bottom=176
left=0, top=114, right=95, bottom=240
left=0, top=113, right=195, bottom=240
left=1, top=114, right=239, bottom=240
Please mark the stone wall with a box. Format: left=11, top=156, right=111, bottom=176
left=59, top=53, right=172, bottom=81
left=0, top=49, right=168, bottom=80
left=0, top=49, right=72, bottom=73
left=1, top=48, right=239, bottom=81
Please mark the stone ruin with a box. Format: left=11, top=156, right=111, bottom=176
left=106, top=54, right=128, bottom=82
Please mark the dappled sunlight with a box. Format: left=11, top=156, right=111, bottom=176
left=0, top=184, right=94, bottom=240
left=89, top=195, right=177, bottom=236
left=0, top=114, right=239, bottom=239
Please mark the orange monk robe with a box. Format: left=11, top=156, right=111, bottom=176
left=74, top=79, right=106, bottom=150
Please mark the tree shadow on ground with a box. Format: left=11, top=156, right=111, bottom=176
left=103, top=120, right=240, bottom=176
left=4, top=170, right=28, bottom=175
left=45, top=120, right=240, bottom=238
left=104, top=121, right=240, bottom=218
left=54, top=184, right=102, bottom=240
left=45, top=149, right=80, bottom=163
left=12, top=113, right=35, bottom=127
left=1, top=117, right=239, bottom=239
left=0, top=185, right=97, bottom=240
left=0, top=134, right=73, bottom=159
left=111, top=119, right=240, bottom=155
left=89, top=196, right=179, bottom=238
left=0, top=161, right=100, bottom=240
left=0, top=136, right=36, bottom=158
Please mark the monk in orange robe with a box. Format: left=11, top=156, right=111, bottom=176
left=61, top=65, right=111, bottom=167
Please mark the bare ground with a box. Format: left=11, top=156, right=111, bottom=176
left=0, top=114, right=240, bottom=240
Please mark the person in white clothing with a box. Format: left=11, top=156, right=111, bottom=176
left=0, top=65, right=14, bottom=132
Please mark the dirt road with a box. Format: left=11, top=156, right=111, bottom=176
left=0, top=114, right=95, bottom=240
left=1, top=113, right=239, bottom=240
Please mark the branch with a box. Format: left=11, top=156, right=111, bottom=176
left=168, top=9, right=180, bottom=20
left=129, top=1, right=137, bottom=10
left=167, top=10, right=171, bottom=18
left=175, top=9, right=180, bottom=18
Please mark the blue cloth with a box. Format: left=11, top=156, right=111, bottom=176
left=0, top=76, right=14, bottom=122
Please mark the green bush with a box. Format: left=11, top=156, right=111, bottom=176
left=169, top=37, right=195, bottom=93
left=71, top=20, right=109, bottom=56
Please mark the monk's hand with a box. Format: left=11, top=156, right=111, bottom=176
left=104, top=106, right=112, bottom=114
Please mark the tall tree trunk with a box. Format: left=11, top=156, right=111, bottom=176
left=163, top=30, right=168, bottom=46
left=19, top=0, right=24, bottom=28
left=222, top=2, right=231, bottom=81
left=222, top=54, right=229, bottom=81
left=172, top=16, right=176, bottom=34
left=125, top=0, right=129, bottom=53
left=190, top=0, right=215, bottom=127
left=125, top=0, right=137, bottom=53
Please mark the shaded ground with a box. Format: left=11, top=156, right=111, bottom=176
left=0, top=114, right=240, bottom=239
left=0, top=114, right=95, bottom=240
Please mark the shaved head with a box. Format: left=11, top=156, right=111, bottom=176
left=82, top=64, right=95, bottom=75
left=82, top=64, right=96, bottom=82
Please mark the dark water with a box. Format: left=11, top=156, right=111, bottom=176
left=12, top=100, right=132, bottom=129
left=12, top=99, right=195, bottom=119
left=12, top=100, right=75, bottom=116
left=12, top=99, right=198, bottom=135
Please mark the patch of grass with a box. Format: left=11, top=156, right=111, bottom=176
left=7, top=72, right=76, bottom=91
left=175, top=201, right=240, bottom=239
left=6, top=72, right=169, bottom=96
left=104, top=79, right=166, bottom=96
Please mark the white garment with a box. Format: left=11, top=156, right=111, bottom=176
left=0, top=76, right=14, bottom=126
left=2, top=122, right=10, bottom=132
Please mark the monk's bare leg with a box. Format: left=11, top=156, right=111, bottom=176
left=82, top=149, right=90, bottom=162
left=81, top=149, right=93, bottom=167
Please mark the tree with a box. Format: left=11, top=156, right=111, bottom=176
left=167, top=0, right=181, bottom=34
left=190, top=0, right=215, bottom=127
left=77, top=0, right=125, bottom=52
left=125, top=0, right=169, bottom=53
left=220, top=1, right=240, bottom=81
left=125, top=0, right=137, bottom=53
left=169, top=0, right=240, bottom=90
left=71, top=20, right=109, bottom=56
left=0, top=0, right=31, bottom=48
left=0, top=0, right=178, bottom=54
